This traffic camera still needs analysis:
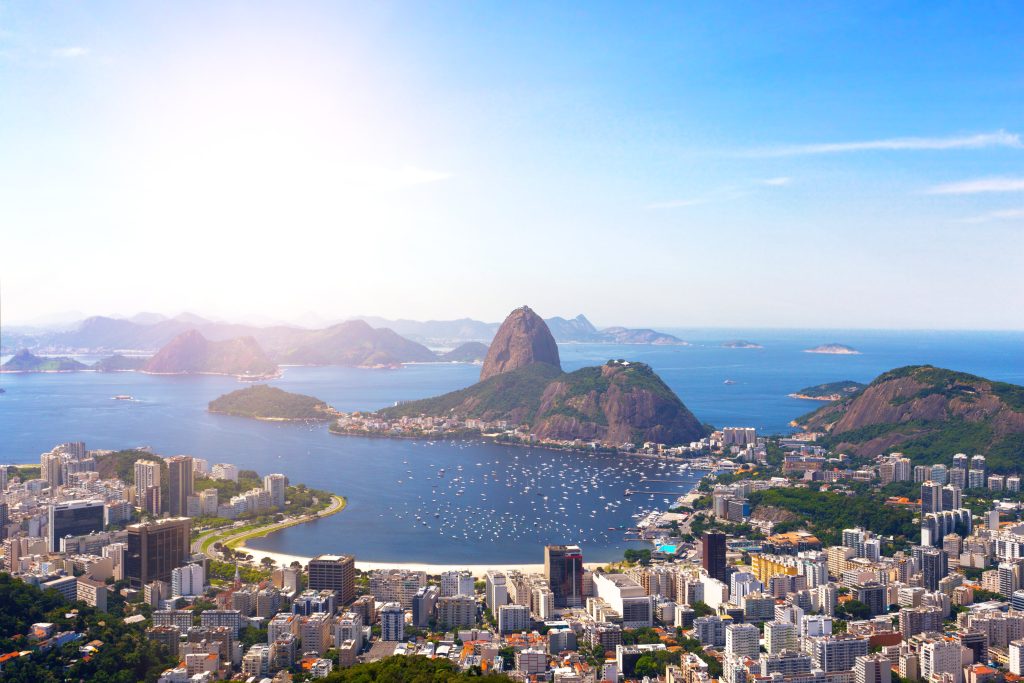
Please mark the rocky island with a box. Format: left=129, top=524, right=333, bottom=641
left=804, top=343, right=860, bottom=355
left=209, top=384, right=336, bottom=421
left=789, top=380, right=866, bottom=401
left=722, top=340, right=763, bottom=349
left=332, top=306, right=709, bottom=448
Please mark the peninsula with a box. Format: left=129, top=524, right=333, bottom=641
left=788, top=380, right=865, bottom=401
left=332, top=306, right=709, bottom=449
left=1, top=349, right=87, bottom=373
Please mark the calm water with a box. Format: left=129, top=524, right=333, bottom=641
left=1, top=329, right=1021, bottom=563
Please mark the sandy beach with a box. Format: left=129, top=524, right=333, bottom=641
left=233, top=544, right=608, bottom=577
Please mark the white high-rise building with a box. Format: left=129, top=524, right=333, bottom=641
left=1009, top=640, right=1024, bottom=676
left=765, top=621, right=799, bottom=654
left=211, top=463, right=238, bottom=482
left=726, top=623, right=761, bottom=658
left=171, top=563, right=205, bottom=597
left=486, top=571, right=508, bottom=611
left=855, top=654, right=892, bottom=683
left=920, top=637, right=965, bottom=683
left=380, top=602, right=404, bottom=642
left=263, top=474, right=287, bottom=508
left=498, top=604, right=531, bottom=634
left=441, top=570, right=475, bottom=597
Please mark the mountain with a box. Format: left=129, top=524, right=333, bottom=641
left=380, top=307, right=709, bottom=446
left=93, top=354, right=149, bottom=372
left=795, top=365, right=1024, bottom=470
left=274, top=320, right=436, bottom=366
left=355, top=316, right=499, bottom=345
left=1, top=349, right=87, bottom=372
left=804, top=343, right=860, bottom=355
left=480, top=306, right=561, bottom=381
left=209, top=385, right=335, bottom=420
left=142, top=330, right=278, bottom=376
left=440, top=342, right=489, bottom=362
left=600, top=327, right=687, bottom=345
left=544, top=315, right=600, bottom=342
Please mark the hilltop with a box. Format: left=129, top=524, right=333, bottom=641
left=795, top=365, right=1024, bottom=470
left=1, top=349, right=87, bottom=373
left=93, top=353, right=148, bottom=372
left=143, top=330, right=279, bottom=376
left=439, top=341, right=489, bottom=362
left=379, top=307, right=708, bottom=446
left=209, top=385, right=336, bottom=421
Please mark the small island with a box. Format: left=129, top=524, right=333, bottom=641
left=789, top=380, right=866, bottom=401
left=1, top=349, right=87, bottom=373
left=722, top=339, right=763, bottom=349
left=208, top=385, right=337, bottom=421
left=804, top=343, right=860, bottom=355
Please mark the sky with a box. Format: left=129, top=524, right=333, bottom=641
left=0, top=2, right=1022, bottom=329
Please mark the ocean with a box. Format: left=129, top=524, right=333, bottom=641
left=1, top=328, right=1021, bottom=563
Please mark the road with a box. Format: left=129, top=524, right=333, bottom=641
left=191, top=494, right=346, bottom=558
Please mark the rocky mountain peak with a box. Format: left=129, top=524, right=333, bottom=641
left=480, top=306, right=561, bottom=381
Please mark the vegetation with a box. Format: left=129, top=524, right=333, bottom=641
left=1, top=350, right=87, bottom=372
left=791, top=380, right=865, bottom=399
left=748, top=487, right=916, bottom=546
left=0, top=573, right=176, bottom=682
left=320, top=654, right=513, bottom=681
left=624, top=548, right=653, bottom=566
left=208, top=384, right=334, bottom=420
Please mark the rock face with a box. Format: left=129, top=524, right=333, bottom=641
left=796, top=365, right=1024, bottom=467
left=480, top=306, right=561, bottom=381
left=143, top=330, right=278, bottom=376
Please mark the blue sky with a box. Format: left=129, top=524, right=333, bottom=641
left=0, top=2, right=1022, bottom=328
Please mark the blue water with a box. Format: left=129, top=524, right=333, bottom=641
left=1, top=329, right=1022, bottom=563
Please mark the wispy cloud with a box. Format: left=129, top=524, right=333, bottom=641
left=52, top=46, right=90, bottom=59
left=749, top=130, right=1022, bottom=157
left=927, top=177, right=1024, bottom=195
left=960, top=208, right=1024, bottom=224
left=758, top=176, right=792, bottom=186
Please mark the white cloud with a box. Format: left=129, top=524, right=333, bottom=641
left=960, top=208, right=1024, bottom=224
left=927, top=177, right=1024, bottom=195
left=749, top=130, right=1022, bottom=157
left=52, top=46, right=90, bottom=59
left=392, top=165, right=452, bottom=187
left=758, top=176, right=792, bottom=186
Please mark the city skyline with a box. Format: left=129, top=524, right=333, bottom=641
left=1, top=3, right=1022, bottom=329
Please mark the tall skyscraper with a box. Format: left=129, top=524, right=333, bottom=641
left=702, top=532, right=727, bottom=582
left=545, top=544, right=584, bottom=608
left=41, top=451, right=64, bottom=490
left=48, top=500, right=105, bottom=551
left=307, top=554, right=355, bottom=604
left=124, top=517, right=191, bottom=588
left=918, top=546, right=949, bottom=591
left=135, top=460, right=162, bottom=514
left=920, top=482, right=942, bottom=515
left=167, top=456, right=194, bottom=517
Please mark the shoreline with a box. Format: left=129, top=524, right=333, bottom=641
left=233, top=544, right=612, bottom=577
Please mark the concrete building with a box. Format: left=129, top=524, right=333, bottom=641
left=498, top=604, right=530, bottom=634
left=726, top=622, right=760, bottom=658
left=307, top=554, right=355, bottom=604
left=854, top=654, right=892, bottom=683
left=380, top=602, right=404, bottom=642
left=125, top=517, right=191, bottom=588
left=592, top=573, right=654, bottom=628
left=545, top=545, right=584, bottom=608
left=263, top=474, right=286, bottom=508
left=48, top=500, right=105, bottom=552
left=167, top=456, right=194, bottom=518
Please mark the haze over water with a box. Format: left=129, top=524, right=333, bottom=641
left=1, top=329, right=1022, bottom=563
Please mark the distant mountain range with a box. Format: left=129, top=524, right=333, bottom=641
left=3, top=311, right=688, bottom=359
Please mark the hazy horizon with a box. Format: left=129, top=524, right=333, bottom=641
left=2, top=3, right=1022, bottom=329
